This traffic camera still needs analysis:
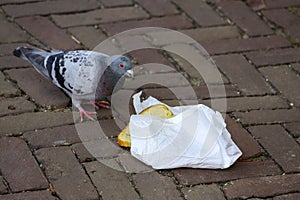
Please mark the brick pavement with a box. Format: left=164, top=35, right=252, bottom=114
left=0, top=0, right=299, bottom=199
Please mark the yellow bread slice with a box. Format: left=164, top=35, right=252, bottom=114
left=117, top=104, right=174, bottom=147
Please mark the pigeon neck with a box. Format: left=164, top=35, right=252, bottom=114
left=95, top=66, right=125, bottom=99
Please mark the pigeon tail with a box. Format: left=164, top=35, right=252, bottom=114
left=13, top=47, right=28, bottom=59
left=13, top=47, right=51, bottom=80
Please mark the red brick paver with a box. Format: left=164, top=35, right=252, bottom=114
left=246, top=47, right=300, bottom=66
left=133, top=172, right=182, bottom=200
left=203, top=35, right=289, bottom=55
left=234, top=108, right=300, bottom=125
left=173, top=0, right=225, bottom=26
left=0, top=56, right=30, bottom=69
left=217, top=0, right=273, bottom=36
left=0, top=111, right=73, bottom=136
left=52, top=7, right=149, bottom=28
left=0, top=71, right=20, bottom=97
left=0, top=13, right=28, bottom=43
left=16, top=16, right=81, bottom=50
left=0, top=177, right=7, bottom=195
left=183, top=184, right=226, bottom=200
left=101, top=15, right=194, bottom=36
left=68, top=26, right=107, bottom=49
left=24, top=125, right=81, bottom=149
left=285, top=122, right=300, bottom=137
left=259, top=0, right=300, bottom=9
left=181, top=26, right=240, bottom=42
left=225, top=117, right=261, bottom=159
left=220, top=95, right=289, bottom=112
left=0, top=190, right=56, bottom=200
left=173, top=160, right=281, bottom=185
left=3, top=0, right=100, bottom=18
left=137, top=0, right=178, bottom=17
left=213, top=54, right=275, bottom=95
left=101, top=0, right=133, bottom=7
left=84, top=161, right=140, bottom=199
left=35, top=147, right=98, bottom=199
left=248, top=125, right=300, bottom=173
left=0, top=97, right=36, bottom=117
left=0, top=0, right=299, bottom=199
left=6, top=68, right=69, bottom=108
left=263, top=9, right=300, bottom=42
left=223, top=174, right=300, bottom=199
left=260, top=66, right=300, bottom=107
left=0, top=137, right=48, bottom=192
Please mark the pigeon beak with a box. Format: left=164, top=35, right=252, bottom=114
left=125, top=69, right=134, bottom=78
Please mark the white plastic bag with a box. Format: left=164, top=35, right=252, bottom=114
left=129, top=91, right=242, bottom=169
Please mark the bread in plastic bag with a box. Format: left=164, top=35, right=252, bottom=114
left=129, top=91, right=242, bottom=169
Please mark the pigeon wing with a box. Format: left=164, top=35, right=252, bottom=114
left=62, top=50, right=109, bottom=99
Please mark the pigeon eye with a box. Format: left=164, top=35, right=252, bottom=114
left=119, top=63, right=125, bottom=68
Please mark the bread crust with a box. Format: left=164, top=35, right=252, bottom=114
left=117, top=104, right=174, bottom=147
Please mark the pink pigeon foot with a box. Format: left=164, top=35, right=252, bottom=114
left=84, top=100, right=110, bottom=110
left=96, top=100, right=110, bottom=109
left=84, top=100, right=100, bottom=109
left=78, top=106, right=97, bottom=122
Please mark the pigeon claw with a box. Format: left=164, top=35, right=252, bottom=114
left=78, top=106, right=97, bottom=122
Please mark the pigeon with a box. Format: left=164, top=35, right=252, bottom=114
left=13, top=47, right=133, bottom=121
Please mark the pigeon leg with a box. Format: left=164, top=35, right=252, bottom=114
left=84, top=100, right=100, bottom=109
left=83, top=100, right=110, bottom=109
left=78, top=106, right=97, bottom=122
left=96, top=100, right=110, bottom=109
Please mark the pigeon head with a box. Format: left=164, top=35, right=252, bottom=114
left=106, top=55, right=133, bottom=78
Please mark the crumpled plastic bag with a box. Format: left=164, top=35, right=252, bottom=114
left=129, top=91, right=242, bottom=169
